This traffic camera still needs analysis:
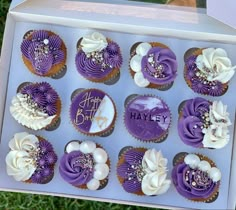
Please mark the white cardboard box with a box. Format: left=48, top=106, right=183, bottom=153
left=0, top=1, right=236, bottom=209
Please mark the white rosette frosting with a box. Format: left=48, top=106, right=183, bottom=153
left=141, top=149, right=170, bottom=195
left=130, top=42, right=151, bottom=87
left=10, top=93, right=56, bottom=130
left=196, top=48, right=236, bottom=83
left=9, top=132, right=38, bottom=152
left=209, top=101, right=231, bottom=128
left=202, top=126, right=230, bottom=149
left=6, top=151, right=37, bottom=181
left=65, top=140, right=109, bottom=190
left=81, top=32, right=108, bottom=53
left=5, top=132, right=39, bottom=181
left=202, top=100, right=231, bottom=149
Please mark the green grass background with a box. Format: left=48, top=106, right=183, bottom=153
left=0, top=0, right=205, bottom=209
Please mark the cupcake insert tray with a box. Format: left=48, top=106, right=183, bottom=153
left=0, top=1, right=236, bottom=210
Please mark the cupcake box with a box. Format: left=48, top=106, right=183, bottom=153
left=0, top=1, right=236, bottom=210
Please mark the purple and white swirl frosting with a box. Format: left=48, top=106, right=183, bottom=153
left=10, top=82, right=60, bottom=130
left=21, top=30, right=65, bottom=75
left=117, top=148, right=171, bottom=195
left=184, top=48, right=236, bottom=96
left=172, top=153, right=221, bottom=201
left=178, top=97, right=231, bottom=149
left=130, top=42, right=177, bottom=87
left=75, top=32, right=122, bottom=81
left=59, top=141, right=109, bottom=190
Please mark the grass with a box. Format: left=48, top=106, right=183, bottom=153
left=0, top=0, right=206, bottom=209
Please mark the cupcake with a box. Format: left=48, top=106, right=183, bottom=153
left=117, top=147, right=171, bottom=196
left=21, top=30, right=67, bottom=78
left=70, top=88, right=116, bottom=136
left=172, top=153, right=221, bottom=202
left=124, top=94, right=171, bottom=142
left=129, top=42, right=177, bottom=89
left=59, top=140, right=110, bottom=190
left=178, top=97, right=231, bottom=149
left=10, top=82, right=61, bottom=131
left=184, top=47, right=236, bottom=96
left=5, top=132, right=57, bottom=184
left=75, top=32, right=123, bottom=84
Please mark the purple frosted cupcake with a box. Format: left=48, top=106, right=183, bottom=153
left=117, top=147, right=171, bottom=196
left=6, top=132, right=57, bottom=184
left=10, top=82, right=61, bottom=130
left=75, top=32, right=123, bottom=84
left=172, top=153, right=221, bottom=202
left=70, top=88, right=116, bottom=136
left=59, top=140, right=110, bottom=190
left=130, top=42, right=177, bottom=90
left=21, top=30, right=67, bottom=78
left=184, top=47, right=236, bottom=96
left=124, top=95, right=171, bottom=142
left=178, top=97, right=231, bottom=149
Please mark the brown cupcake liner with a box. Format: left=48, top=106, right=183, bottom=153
left=64, top=140, right=110, bottom=190
left=117, top=146, right=147, bottom=196
left=183, top=48, right=228, bottom=96
left=172, top=152, right=220, bottom=203
left=76, top=37, right=121, bottom=84
left=16, top=82, right=62, bottom=131
left=22, top=30, right=67, bottom=78
left=70, top=88, right=117, bottom=137
left=123, top=94, right=171, bottom=143
left=129, top=42, right=175, bottom=90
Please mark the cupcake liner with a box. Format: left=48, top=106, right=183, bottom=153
left=183, top=48, right=228, bottom=96
left=117, top=146, right=147, bottom=196
left=15, top=82, right=62, bottom=131
left=75, top=37, right=122, bottom=84
left=172, top=152, right=220, bottom=203
left=129, top=42, right=176, bottom=90
left=70, top=88, right=117, bottom=137
left=62, top=140, right=110, bottom=190
left=123, top=94, right=171, bottom=143
left=21, top=30, right=67, bottom=78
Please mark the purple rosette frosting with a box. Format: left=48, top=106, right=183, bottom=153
left=20, top=82, right=59, bottom=116
left=75, top=41, right=122, bottom=81
left=178, top=116, right=204, bottom=148
left=59, top=151, right=94, bottom=186
left=178, top=97, right=211, bottom=148
left=182, top=97, right=210, bottom=118
left=124, top=95, right=171, bottom=141
left=172, top=162, right=218, bottom=200
left=21, top=30, right=65, bottom=75
left=31, top=139, right=57, bottom=184
left=117, top=149, right=145, bottom=193
left=141, top=47, right=177, bottom=85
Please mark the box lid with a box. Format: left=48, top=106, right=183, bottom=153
left=207, top=0, right=236, bottom=29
